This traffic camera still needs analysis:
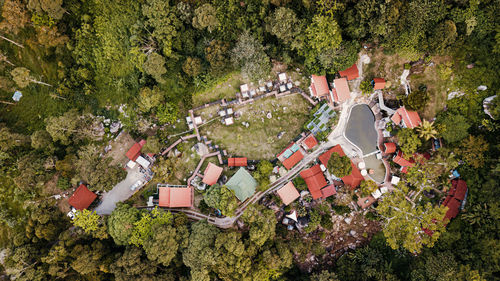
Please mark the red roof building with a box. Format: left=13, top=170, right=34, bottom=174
left=319, top=145, right=364, bottom=189
left=228, top=157, right=247, bottom=167
left=276, top=182, right=300, bottom=205
left=333, top=77, right=350, bottom=103
left=341, top=163, right=364, bottom=189
left=158, top=186, right=193, bottom=208
left=126, top=140, right=146, bottom=161
left=68, top=184, right=97, bottom=210
left=202, top=163, right=223, bottom=185
left=391, top=107, right=422, bottom=129
left=339, top=63, right=359, bottom=80
left=373, top=78, right=386, bottom=90
left=303, top=134, right=318, bottom=150
left=310, top=75, right=330, bottom=97
left=444, top=198, right=461, bottom=220
left=319, top=145, right=346, bottom=166
left=393, top=151, right=415, bottom=167
left=321, top=185, right=337, bottom=199
left=300, top=164, right=327, bottom=199
left=452, top=179, right=468, bottom=201
left=383, top=142, right=397, bottom=154
left=426, top=180, right=468, bottom=236
left=282, top=150, right=304, bottom=170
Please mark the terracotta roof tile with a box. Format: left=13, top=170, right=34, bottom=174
left=303, top=134, right=318, bottom=150
left=68, top=184, right=97, bottom=210
left=339, top=63, right=359, bottom=80
left=277, top=182, right=300, bottom=205
left=310, top=75, right=330, bottom=97
left=158, top=186, right=193, bottom=208
left=202, top=163, right=223, bottom=185
left=282, top=150, right=304, bottom=170
left=333, top=78, right=350, bottom=103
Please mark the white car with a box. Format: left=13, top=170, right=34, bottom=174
left=130, top=180, right=143, bottom=191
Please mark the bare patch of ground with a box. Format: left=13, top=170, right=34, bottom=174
left=294, top=212, right=381, bottom=273
left=105, top=131, right=136, bottom=166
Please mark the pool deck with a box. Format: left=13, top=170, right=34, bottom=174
left=327, top=100, right=391, bottom=185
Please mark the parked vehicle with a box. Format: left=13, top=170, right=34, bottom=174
left=130, top=180, right=143, bottom=191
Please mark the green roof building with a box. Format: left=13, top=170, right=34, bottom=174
left=225, top=167, right=257, bottom=202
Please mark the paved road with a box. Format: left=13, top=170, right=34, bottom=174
left=95, top=166, right=144, bottom=215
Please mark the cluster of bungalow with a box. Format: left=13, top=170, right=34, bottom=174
left=274, top=132, right=365, bottom=207
left=309, top=63, right=386, bottom=106
left=148, top=158, right=258, bottom=209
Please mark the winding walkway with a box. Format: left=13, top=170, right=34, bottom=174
left=140, top=142, right=332, bottom=228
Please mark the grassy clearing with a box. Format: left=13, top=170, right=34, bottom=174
left=364, top=49, right=453, bottom=119
left=192, top=72, right=246, bottom=107
left=198, top=94, right=312, bottom=160
left=170, top=140, right=201, bottom=185
left=0, top=36, right=69, bottom=132
left=409, top=56, right=454, bottom=119
left=364, top=48, right=409, bottom=90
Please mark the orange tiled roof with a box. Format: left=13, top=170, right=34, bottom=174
left=339, top=63, right=359, bottom=80
left=277, top=182, right=300, bottom=205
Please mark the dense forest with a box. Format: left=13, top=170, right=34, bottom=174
left=0, top=0, right=499, bottom=280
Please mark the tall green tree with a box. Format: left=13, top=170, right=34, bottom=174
left=376, top=182, right=447, bottom=253
left=266, top=7, right=303, bottom=49
left=437, top=113, right=471, bottom=143
left=192, top=4, right=219, bottom=32
left=327, top=152, right=352, bottom=178
left=0, top=0, right=30, bottom=34
left=143, top=52, right=167, bottom=83
left=204, top=184, right=238, bottom=217
left=397, top=128, right=422, bottom=155
left=231, top=30, right=271, bottom=81
left=182, top=221, right=219, bottom=281
left=11, top=67, right=52, bottom=88
left=44, top=109, right=79, bottom=145
left=28, top=0, right=65, bottom=20
left=457, top=135, right=489, bottom=168
left=137, top=86, right=164, bottom=113
left=107, top=203, right=141, bottom=246
left=142, top=0, right=181, bottom=57
left=205, top=40, right=231, bottom=75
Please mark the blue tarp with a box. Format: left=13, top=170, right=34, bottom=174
left=12, top=91, right=22, bottom=102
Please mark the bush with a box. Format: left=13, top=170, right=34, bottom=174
left=365, top=212, right=378, bottom=221
left=360, top=80, right=373, bottom=95
left=404, top=90, right=429, bottom=111
left=56, top=176, right=71, bottom=190
left=320, top=214, right=333, bottom=230
left=293, top=177, right=307, bottom=191
left=332, top=205, right=351, bottom=215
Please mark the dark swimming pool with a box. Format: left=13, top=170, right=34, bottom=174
left=345, top=104, right=386, bottom=183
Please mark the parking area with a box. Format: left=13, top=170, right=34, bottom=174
left=94, top=166, right=148, bottom=215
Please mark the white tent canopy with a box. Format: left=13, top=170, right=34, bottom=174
left=136, top=156, right=150, bottom=169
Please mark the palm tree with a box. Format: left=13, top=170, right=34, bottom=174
left=416, top=120, right=438, bottom=140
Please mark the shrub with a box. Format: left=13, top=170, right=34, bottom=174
left=320, top=214, right=333, bottom=230
left=56, top=176, right=71, bottom=190
left=332, top=205, right=351, bottom=215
